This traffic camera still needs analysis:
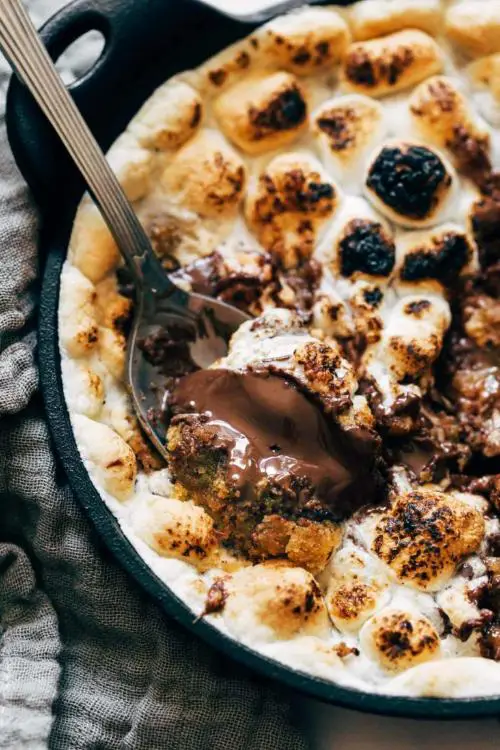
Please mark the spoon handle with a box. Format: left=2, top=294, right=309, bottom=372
left=0, top=0, right=180, bottom=298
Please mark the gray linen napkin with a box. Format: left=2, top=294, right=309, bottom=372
left=0, top=2, right=309, bottom=748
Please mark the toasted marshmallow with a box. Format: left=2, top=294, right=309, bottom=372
left=72, top=414, right=137, bottom=501
left=161, top=129, right=246, bottom=218
left=437, top=576, right=484, bottom=633
left=213, top=71, right=308, bottom=155
left=262, top=636, right=348, bottom=680
left=245, top=152, right=340, bottom=268
left=348, top=281, right=388, bottom=346
left=326, top=542, right=391, bottom=632
left=468, top=54, right=500, bottom=102
left=213, top=562, right=330, bottom=643
left=139, top=208, right=231, bottom=267
left=388, top=657, right=500, bottom=697
left=409, top=76, right=491, bottom=168
left=223, top=308, right=358, bottom=416
left=94, top=276, right=133, bottom=334
left=106, top=133, right=153, bottom=202
left=342, top=30, right=442, bottom=98
left=61, top=359, right=105, bottom=419
left=350, top=0, right=442, bottom=41
left=259, top=8, right=350, bottom=75
left=312, top=291, right=354, bottom=340
left=129, top=79, right=203, bottom=151
left=376, top=293, right=451, bottom=382
left=59, top=266, right=99, bottom=359
left=293, top=338, right=359, bottom=415
left=131, top=493, right=218, bottom=569
left=372, top=488, right=485, bottom=591
left=312, top=95, right=387, bottom=192
left=97, top=386, right=160, bottom=477
left=364, top=141, right=457, bottom=228
left=360, top=608, right=440, bottom=672
left=445, top=1, right=500, bottom=58
left=467, top=54, right=500, bottom=126
left=98, top=326, right=126, bottom=381
left=69, top=198, right=120, bottom=284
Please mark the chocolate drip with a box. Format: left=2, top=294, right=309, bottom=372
left=168, top=368, right=380, bottom=518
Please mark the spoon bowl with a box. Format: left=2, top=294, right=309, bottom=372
left=128, top=271, right=249, bottom=458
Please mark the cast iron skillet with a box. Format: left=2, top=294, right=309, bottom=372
left=6, top=0, right=500, bottom=719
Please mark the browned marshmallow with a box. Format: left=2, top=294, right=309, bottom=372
left=130, top=80, right=203, bottom=151
left=372, top=488, right=485, bottom=590
left=245, top=152, right=339, bottom=268
left=213, top=72, right=308, bottom=155
left=260, top=8, right=350, bottom=75
left=161, top=129, right=246, bottom=218
left=210, top=562, right=330, bottom=641
left=350, top=0, right=442, bottom=41
left=377, top=294, right=451, bottom=382
left=312, top=95, right=386, bottom=190
left=446, top=1, right=500, bottom=58
left=132, top=493, right=218, bottom=570
left=360, top=608, right=440, bottom=672
left=343, top=30, right=442, bottom=98
left=409, top=76, right=491, bottom=174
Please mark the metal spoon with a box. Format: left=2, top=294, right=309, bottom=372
left=0, top=0, right=249, bottom=458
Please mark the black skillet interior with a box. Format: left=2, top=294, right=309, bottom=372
left=6, top=0, right=500, bottom=719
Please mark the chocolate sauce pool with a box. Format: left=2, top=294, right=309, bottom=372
left=168, top=369, right=380, bottom=518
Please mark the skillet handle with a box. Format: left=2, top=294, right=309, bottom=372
left=5, top=0, right=251, bottom=210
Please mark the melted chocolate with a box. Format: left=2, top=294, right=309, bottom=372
left=171, top=251, right=272, bottom=314
left=168, top=369, right=379, bottom=518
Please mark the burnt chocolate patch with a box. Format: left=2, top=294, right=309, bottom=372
left=405, top=299, right=431, bottom=316
left=366, top=145, right=450, bottom=220
left=401, top=234, right=470, bottom=284
left=316, top=108, right=356, bottom=152
left=363, top=287, right=384, bottom=307
left=345, top=46, right=414, bottom=89
left=236, top=51, right=251, bottom=69
left=208, top=68, right=227, bottom=86
left=139, top=326, right=197, bottom=378
left=292, top=49, right=311, bottom=66
left=308, top=181, right=335, bottom=202
left=345, top=50, right=376, bottom=87
left=339, top=220, right=395, bottom=277
left=249, top=84, right=307, bottom=137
